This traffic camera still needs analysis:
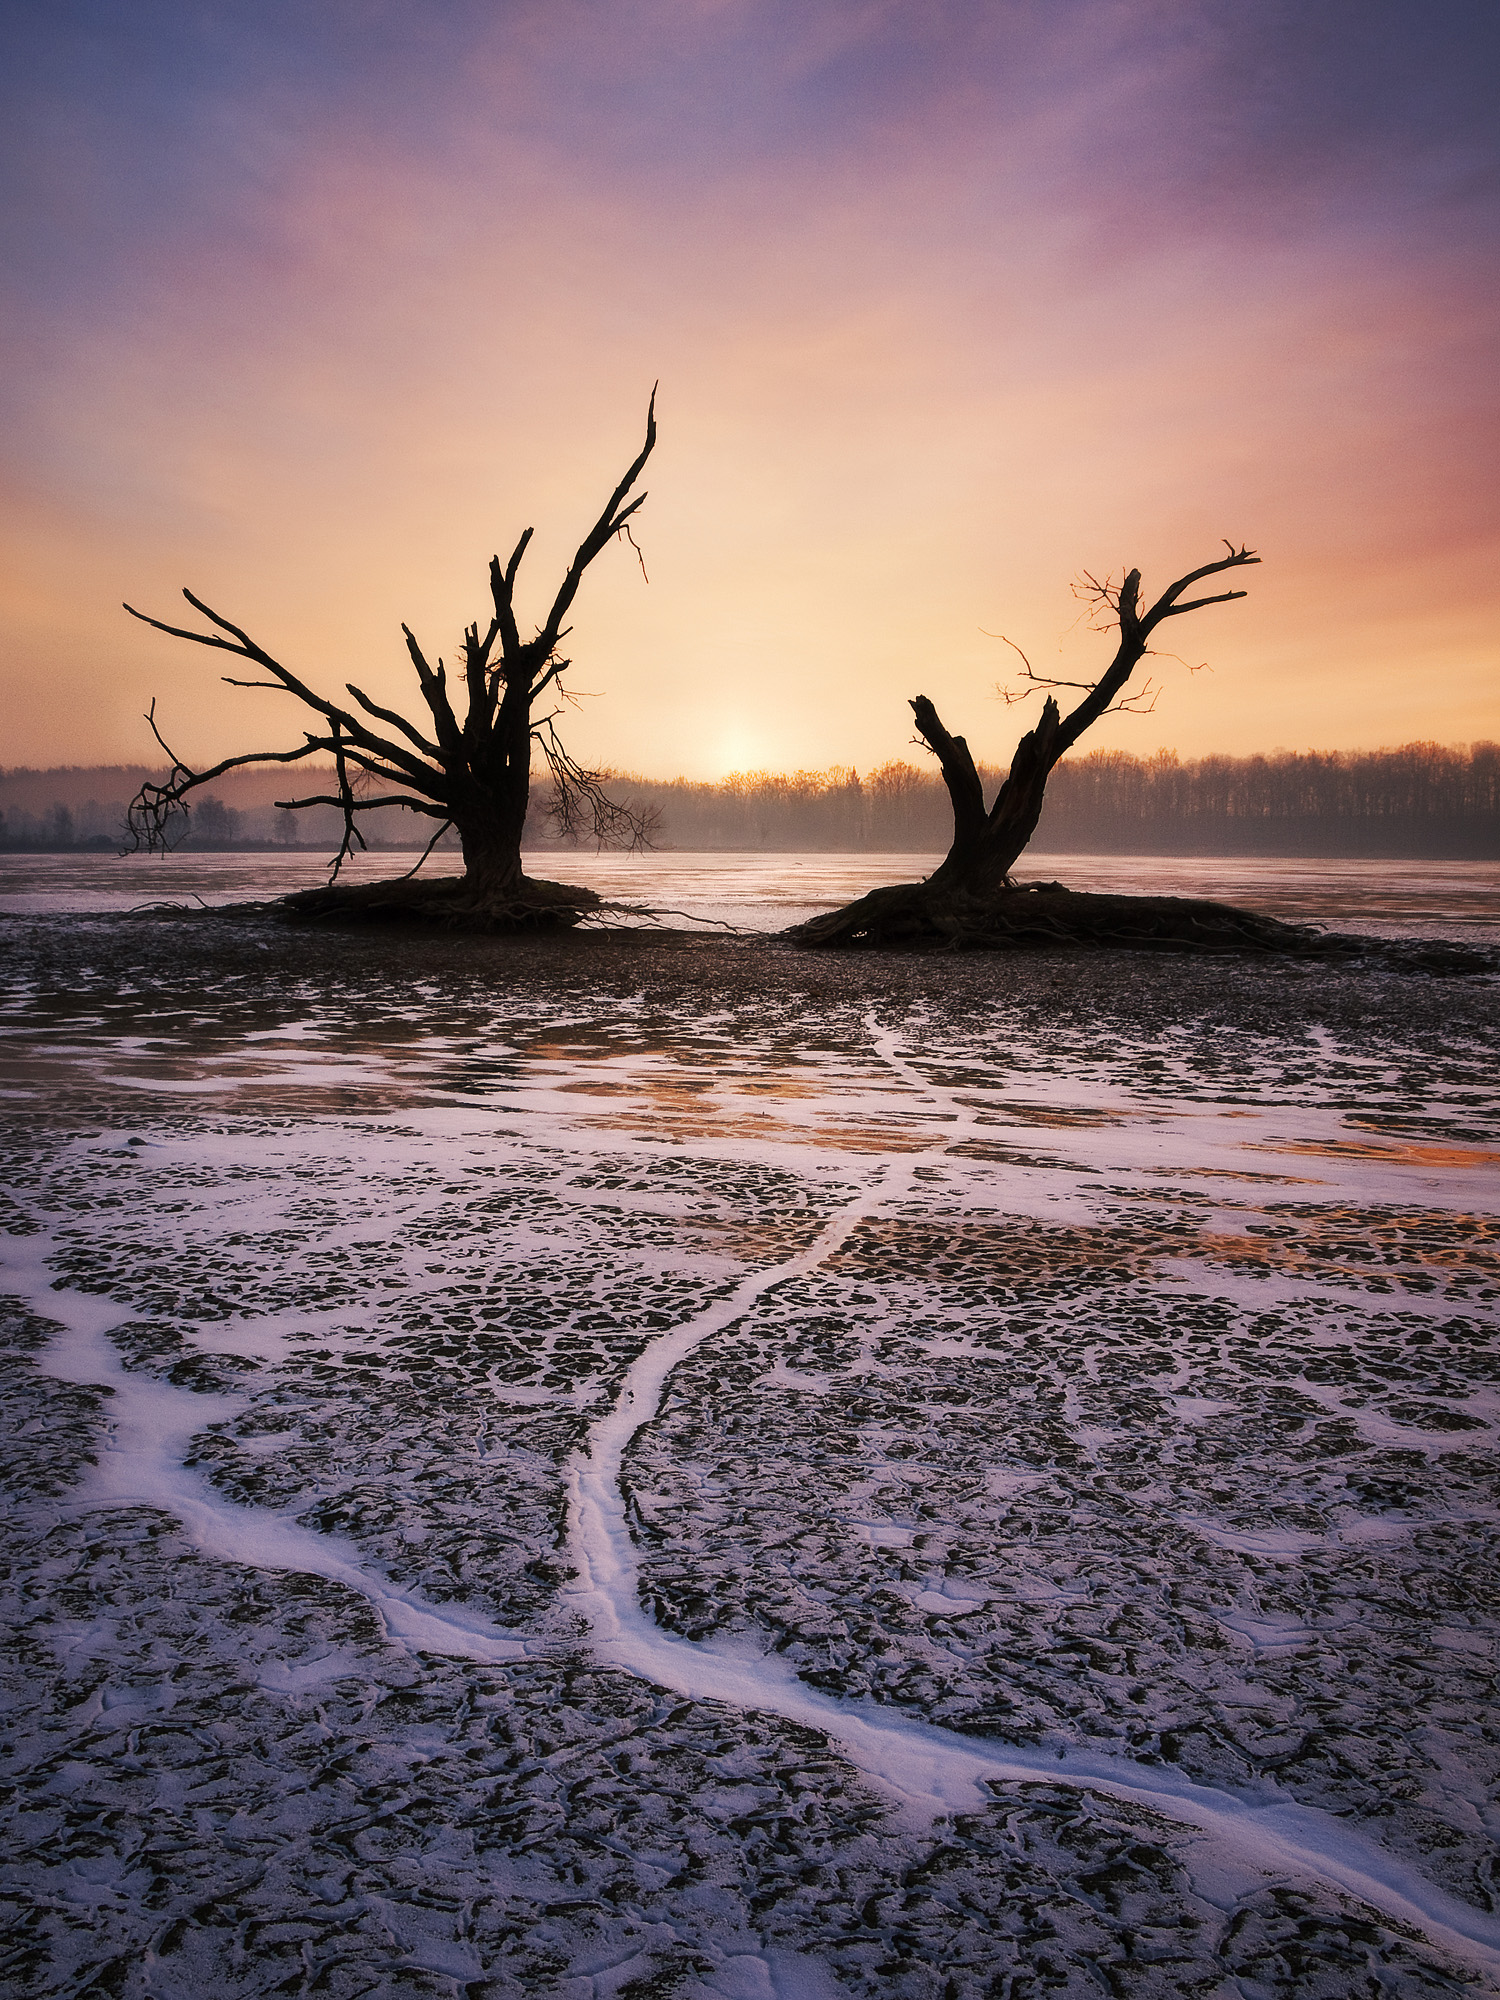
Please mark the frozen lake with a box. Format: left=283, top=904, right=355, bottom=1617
left=2, top=845, right=1499, bottom=941
left=1, top=910, right=1497, bottom=1996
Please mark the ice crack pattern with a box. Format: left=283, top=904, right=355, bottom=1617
left=2, top=915, right=1498, bottom=1997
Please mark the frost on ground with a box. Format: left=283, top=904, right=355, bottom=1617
left=0, top=912, right=1496, bottom=1999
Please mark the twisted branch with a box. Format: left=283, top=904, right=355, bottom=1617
left=122, top=390, right=660, bottom=896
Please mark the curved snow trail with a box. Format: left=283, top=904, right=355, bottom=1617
left=7, top=1017, right=1499, bottom=1981
left=564, top=1015, right=1500, bottom=1984
left=3, top=1230, right=535, bottom=1665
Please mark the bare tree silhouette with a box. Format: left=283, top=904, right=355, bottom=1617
left=125, top=393, right=659, bottom=928
left=791, top=543, right=1263, bottom=947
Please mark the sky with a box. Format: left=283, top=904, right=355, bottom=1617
left=2, top=0, right=1497, bottom=782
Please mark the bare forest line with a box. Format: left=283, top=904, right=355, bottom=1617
left=2, top=741, right=1497, bottom=859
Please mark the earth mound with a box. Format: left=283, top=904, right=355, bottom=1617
left=279, top=873, right=601, bottom=932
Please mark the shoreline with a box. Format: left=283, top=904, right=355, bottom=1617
left=3, top=900, right=1495, bottom=1032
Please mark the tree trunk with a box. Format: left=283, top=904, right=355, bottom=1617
left=447, top=781, right=601, bottom=928
left=453, top=713, right=530, bottom=902
left=786, top=695, right=1068, bottom=945
left=451, top=807, right=521, bottom=900
left=788, top=545, right=1272, bottom=950
left=124, top=392, right=659, bottom=932
left=282, top=685, right=606, bottom=930
left=918, top=694, right=1063, bottom=900
left=283, top=754, right=602, bottom=931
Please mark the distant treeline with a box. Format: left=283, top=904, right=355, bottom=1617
left=3, top=741, right=1496, bottom=857
left=604, top=742, right=1500, bottom=858
left=0, top=766, right=394, bottom=853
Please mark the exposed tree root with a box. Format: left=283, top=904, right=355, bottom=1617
left=787, top=882, right=1365, bottom=958
left=279, top=873, right=602, bottom=932
left=270, top=873, right=1493, bottom=971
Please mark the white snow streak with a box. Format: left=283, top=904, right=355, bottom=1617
left=5, top=1231, right=533, bottom=1664
left=562, top=1015, right=1500, bottom=1982
left=7, top=1002, right=1500, bottom=1984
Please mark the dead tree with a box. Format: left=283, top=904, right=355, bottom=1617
left=791, top=544, right=1262, bottom=947
left=124, top=393, right=659, bottom=928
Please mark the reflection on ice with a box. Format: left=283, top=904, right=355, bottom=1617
left=3, top=845, right=1500, bottom=939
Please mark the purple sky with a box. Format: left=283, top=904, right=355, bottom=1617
left=3, top=1, right=1496, bottom=776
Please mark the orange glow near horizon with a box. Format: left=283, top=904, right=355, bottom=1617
left=2, top=5, right=1496, bottom=781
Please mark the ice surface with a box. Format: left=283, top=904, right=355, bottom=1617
left=3, top=849, right=1500, bottom=944
left=1, top=914, right=1497, bottom=1996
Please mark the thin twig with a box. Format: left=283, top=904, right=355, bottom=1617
left=618, top=522, right=650, bottom=583
left=397, top=819, right=455, bottom=880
